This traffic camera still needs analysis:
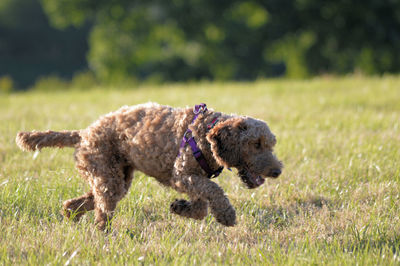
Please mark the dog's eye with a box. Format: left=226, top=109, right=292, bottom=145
left=254, top=140, right=262, bottom=149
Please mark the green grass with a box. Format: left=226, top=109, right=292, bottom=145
left=1, top=76, right=400, bottom=265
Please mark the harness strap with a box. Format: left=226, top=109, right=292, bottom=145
left=179, top=103, right=223, bottom=178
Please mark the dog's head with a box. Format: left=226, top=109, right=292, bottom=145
left=207, top=117, right=283, bottom=189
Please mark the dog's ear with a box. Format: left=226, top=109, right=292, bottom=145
left=207, top=118, right=247, bottom=167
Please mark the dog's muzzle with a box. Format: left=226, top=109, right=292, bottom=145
left=268, top=168, right=281, bottom=178
left=238, top=169, right=265, bottom=189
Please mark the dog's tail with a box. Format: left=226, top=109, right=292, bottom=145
left=16, top=130, right=81, bottom=151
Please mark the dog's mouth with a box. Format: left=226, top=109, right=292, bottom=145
left=238, top=169, right=265, bottom=189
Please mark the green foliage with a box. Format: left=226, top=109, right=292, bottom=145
left=295, top=0, right=400, bottom=75
left=42, top=0, right=287, bottom=82
left=0, top=76, right=14, bottom=93
left=2, top=0, right=400, bottom=87
left=70, top=71, right=100, bottom=90
left=1, top=77, right=400, bottom=264
left=40, top=0, right=94, bottom=28
left=266, top=32, right=316, bottom=78
left=0, top=0, right=88, bottom=89
left=30, top=75, right=70, bottom=91
left=29, top=72, right=102, bottom=91
left=40, top=0, right=400, bottom=82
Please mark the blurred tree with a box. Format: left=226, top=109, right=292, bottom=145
left=41, top=0, right=287, bottom=82
left=3, top=0, right=400, bottom=87
left=293, top=0, right=400, bottom=75
left=42, top=0, right=400, bottom=81
left=0, top=0, right=89, bottom=89
left=0, top=75, right=14, bottom=93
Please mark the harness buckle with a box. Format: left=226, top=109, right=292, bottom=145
left=193, top=103, right=207, bottom=114
left=183, top=130, right=191, bottom=142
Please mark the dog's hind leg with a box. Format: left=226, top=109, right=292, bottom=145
left=91, top=165, right=135, bottom=231
left=74, top=140, right=135, bottom=231
left=62, top=191, right=94, bottom=221
left=62, top=163, right=134, bottom=223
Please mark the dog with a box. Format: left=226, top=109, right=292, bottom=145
left=16, top=103, right=282, bottom=230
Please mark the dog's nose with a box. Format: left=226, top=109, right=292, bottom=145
left=270, top=169, right=281, bottom=178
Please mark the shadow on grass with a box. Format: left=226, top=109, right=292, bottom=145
left=242, top=195, right=400, bottom=254
left=243, top=195, right=332, bottom=229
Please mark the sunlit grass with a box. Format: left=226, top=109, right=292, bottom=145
left=1, top=76, right=400, bottom=264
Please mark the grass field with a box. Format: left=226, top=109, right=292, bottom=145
left=1, top=76, right=400, bottom=265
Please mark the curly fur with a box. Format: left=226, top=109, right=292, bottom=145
left=16, top=103, right=282, bottom=231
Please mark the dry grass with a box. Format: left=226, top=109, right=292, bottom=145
left=1, top=76, right=399, bottom=264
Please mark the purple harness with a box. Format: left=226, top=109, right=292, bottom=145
left=179, top=103, right=223, bottom=178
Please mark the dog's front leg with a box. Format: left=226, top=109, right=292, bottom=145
left=170, top=175, right=236, bottom=226
left=170, top=197, right=208, bottom=220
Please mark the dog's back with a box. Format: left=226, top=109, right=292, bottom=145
left=15, top=103, right=194, bottom=180
left=103, top=103, right=193, bottom=179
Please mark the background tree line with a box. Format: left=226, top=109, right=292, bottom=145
left=1, top=0, right=400, bottom=90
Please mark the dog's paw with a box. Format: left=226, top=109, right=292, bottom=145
left=215, top=206, right=236, bottom=227
left=170, top=199, right=190, bottom=215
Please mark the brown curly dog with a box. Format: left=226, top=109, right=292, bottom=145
left=16, top=103, right=282, bottom=231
